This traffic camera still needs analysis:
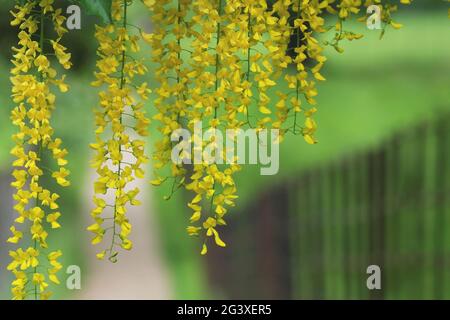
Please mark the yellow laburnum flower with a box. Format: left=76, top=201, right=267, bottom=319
left=7, top=226, right=23, bottom=244
left=52, top=168, right=71, bottom=187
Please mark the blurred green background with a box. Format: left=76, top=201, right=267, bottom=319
left=0, top=0, right=449, bottom=300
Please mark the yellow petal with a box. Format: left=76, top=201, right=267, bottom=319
left=201, top=244, right=208, bottom=255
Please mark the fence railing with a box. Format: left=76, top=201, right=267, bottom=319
left=205, top=113, right=450, bottom=299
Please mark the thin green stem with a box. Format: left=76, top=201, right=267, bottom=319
left=109, top=0, right=128, bottom=260
left=214, top=0, right=223, bottom=118
left=294, top=0, right=301, bottom=134
left=246, top=6, right=253, bottom=128
left=33, top=6, right=46, bottom=300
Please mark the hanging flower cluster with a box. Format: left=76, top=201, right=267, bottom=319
left=8, top=0, right=71, bottom=300
left=148, top=0, right=242, bottom=255
left=89, top=0, right=151, bottom=262
left=146, top=0, right=412, bottom=254
left=5, top=0, right=446, bottom=301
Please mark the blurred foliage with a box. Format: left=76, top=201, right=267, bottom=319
left=71, top=0, right=112, bottom=23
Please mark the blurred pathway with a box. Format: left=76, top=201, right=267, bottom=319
left=77, top=151, right=172, bottom=300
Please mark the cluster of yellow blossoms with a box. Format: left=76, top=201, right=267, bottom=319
left=6, top=0, right=447, bottom=301
left=8, top=0, right=71, bottom=299
left=89, top=0, right=151, bottom=262
left=146, top=0, right=412, bottom=254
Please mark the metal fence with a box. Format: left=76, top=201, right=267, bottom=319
left=205, top=114, right=450, bottom=299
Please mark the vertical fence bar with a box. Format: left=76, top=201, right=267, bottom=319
left=385, top=132, right=401, bottom=298
left=384, top=138, right=392, bottom=298
left=416, top=123, right=428, bottom=299
left=300, top=174, right=309, bottom=299
left=367, top=151, right=376, bottom=299
left=323, top=167, right=336, bottom=299
left=306, top=172, right=315, bottom=299
left=333, top=162, right=345, bottom=299
left=327, top=165, right=338, bottom=298
left=308, top=170, right=317, bottom=299
left=304, top=172, right=314, bottom=299
left=313, top=168, right=325, bottom=299
left=355, top=153, right=367, bottom=299
left=254, top=183, right=291, bottom=299
left=298, top=173, right=311, bottom=299
left=337, top=163, right=346, bottom=299
left=348, top=156, right=358, bottom=299
left=434, top=117, right=448, bottom=299
left=367, top=146, right=387, bottom=300
left=278, top=182, right=293, bottom=299
left=233, top=200, right=258, bottom=299
left=341, top=160, right=352, bottom=299
left=379, top=146, right=388, bottom=300
left=289, top=178, right=301, bottom=299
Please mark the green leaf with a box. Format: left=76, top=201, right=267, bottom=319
left=75, top=0, right=112, bottom=24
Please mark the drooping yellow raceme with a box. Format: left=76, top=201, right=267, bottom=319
left=1, top=0, right=428, bottom=291
left=89, top=0, right=151, bottom=262
left=8, top=0, right=71, bottom=300
left=148, top=0, right=191, bottom=178
left=148, top=0, right=244, bottom=254
left=145, top=0, right=412, bottom=255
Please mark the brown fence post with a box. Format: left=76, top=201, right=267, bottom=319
left=341, top=159, right=352, bottom=299
left=312, top=168, right=325, bottom=299
left=254, top=183, right=291, bottom=299
left=355, top=153, right=368, bottom=299
left=434, top=116, right=448, bottom=299
left=385, top=132, right=402, bottom=298
left=367, top=146, right=387, bottom=300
